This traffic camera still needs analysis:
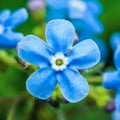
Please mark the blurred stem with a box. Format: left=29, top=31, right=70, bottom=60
left=57, top=109, right=66, bottom=120
left=87, top=76, right=103, bottom=85
left=0, top=51, right=17, bottom=66
left=7, top=100, right=18, bottom=120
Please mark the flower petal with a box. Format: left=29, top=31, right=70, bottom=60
left=46, top=0, right=68, bottom=9
left=4, top=8, right=28, bottom=28
left=45, top=19, right=75, bottom=53
left=57, top=68, right=89, bottom=102
left=69, top=0, right=87, bottom=19
left=103, top=71, right=120, bottom=89
left=68, top=39, right=100, bottom=69
left=0, top=9, right=11, bottom=23
left=26, top=67, right=57, bottom=100
left=46, top=9, right=66, bottom=22
left=110, top=32, right=120, bottom=51
left=0, top=30, right=23, bottom=48
left=84, top=13, right=104, bottom=34
left=114, top=47, right=120, bottom=70
left=112, top=110, right=120, bottom=120
left=18, top=35, right=52, bottom=67
left=115, top=91, right=120, bottom=111
left=87, top=1, right=103, bottom=15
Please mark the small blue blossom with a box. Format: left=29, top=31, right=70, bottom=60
left=18, top=19, right=100, bottom=102
left=69, top=0, right=104, bottom=35
left=103, top=47, right=120, bottom=111
left=110, top=32, right=120, bottom=51
left=46, top=0, right=104, bottom=35
left=112, top=110, right=120, bottom=120
left=0, top=8, right=28, bottom=48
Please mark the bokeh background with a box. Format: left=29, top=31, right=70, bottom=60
left=0, top=0, right=120, bottom=120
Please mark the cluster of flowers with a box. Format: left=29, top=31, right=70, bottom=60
left=1, top=2, right=120, bottom=118
left=27, top=0, right=108, bottom=62
left=0, top=8, right=28, bottom=48
left=103, top=32, right=120, bottom=119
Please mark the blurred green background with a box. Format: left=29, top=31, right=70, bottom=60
left=1, top=0, right=120, bottom=120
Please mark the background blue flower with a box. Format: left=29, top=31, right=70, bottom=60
left=0, top=8, right=28, bottom=48
left=103, top=47, right=120, bottom=111
left=18, top=19, right=100, bottom=103
left=110, top=32, right=120, bottom=51
left=46, top=0, right=104, bottom=38
left=112, top=110, right=120, bottom=120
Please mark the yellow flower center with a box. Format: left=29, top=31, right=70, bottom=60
left=56, top=59, right=63, bottom=66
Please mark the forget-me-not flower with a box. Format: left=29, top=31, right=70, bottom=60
left=0, top=8, right=28, bottom=48
left=69, top=0, right=103, bottom=35
left=110, top=32, right=120, bottom=51
left=18, top=19, right=100, bottom=102
left=46, top=0, right=104, bottom=36
left=103, top=47, right=120, bottom=111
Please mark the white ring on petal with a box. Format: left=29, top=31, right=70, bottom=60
left=51, top=52, right=69, bottom=71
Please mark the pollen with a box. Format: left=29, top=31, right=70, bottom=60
left=56, top=59, right=63, bottom=66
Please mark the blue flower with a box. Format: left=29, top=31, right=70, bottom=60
left=110, top=32, right=120, bottom=51
left=18, top=19, right=100, bottom=102
left=112, top=110, right=120, bottom=120
left=69, top=0, right=104, bottom=34
left=0, top=8, right=28, bottom=48
left=103, top=47, right=120, bottom=111
left=46, top=0, right=104, bottom=35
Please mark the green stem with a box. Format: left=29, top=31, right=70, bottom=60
left=0, top=51, right=17, bottom=66
left=7, top=100, right=18, bottom=120
left=86, top=76, right=103, bottom=85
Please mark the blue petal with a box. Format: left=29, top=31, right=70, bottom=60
left=87, top=1, right=103, bottom=15
left=4, top=8, right=28, bottom=28
left=46, top=8, right=66, bottom=22
left=114, top=47, right=120, bottom=70
left=103, top=71, right=120, bottom=89
left=71, top=19, right=85, bottom=33
left=68, top=39, right=100, bottom=69
left=84, top=13, right=104, bottom=34
left=18, top=35, right=52, bottom=67
left=78, top=31, right=93, bottom=41
left=115, top=91, right=120, bottom=111
left=110, top=32, right=120, bottom=51
left=0, top=30, right=23, bottom=48
left=46, top=0, right=68, bottom=9
left=45, top=19, right=75, bottom=53
left=112, top=110, right=120, bottom=120
left=0, top=9, right=11, bottom=23
left=57, top=68, right=89, bottom=102
left=26, top=67, right=57, bottom=100
left=69, top=0, right=87, bottom=19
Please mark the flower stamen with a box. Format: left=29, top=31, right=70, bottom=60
left=51, top=52, right=68, bottom=71
left=56, top=59, right=63, bottom=66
